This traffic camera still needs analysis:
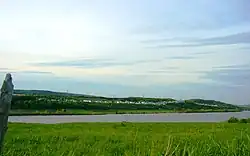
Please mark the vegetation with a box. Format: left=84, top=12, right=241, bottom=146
left=228, top=117, right=240, bottom=123
left=3, top=123, right=250, bottom=156
left=9, top=108, right=242, bottom=116
left=228, top=117, right=250, bottom=123
left=10, top=90, right=242, bottom=115
left=240, top=105, right=250, bottom=111
left=11, top=95, right=176, bottom=110
left=9, top=109, right=175, bottom=116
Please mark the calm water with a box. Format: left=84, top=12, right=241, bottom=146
left=8, top=111, right=250, bottom=124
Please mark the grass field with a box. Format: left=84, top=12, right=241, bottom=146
left=3, top=122, right=250, bottom=156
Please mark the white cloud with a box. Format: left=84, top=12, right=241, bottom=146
left=1, top=0, right=250, bottom=104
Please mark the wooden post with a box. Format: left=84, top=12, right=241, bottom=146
left=0, top=73, right=14, bottom=153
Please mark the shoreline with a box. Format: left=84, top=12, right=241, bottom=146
left=9, top=109, right=242, bottom=116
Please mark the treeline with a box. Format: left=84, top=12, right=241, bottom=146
left=228, top=117, right=250, bottom=123
left=188, top=99, right=232, bottom=106
left=185, top=99, right=239, bottom=109
left=11, top=95, right=241, bottom=111
left=14, top=89, right=176, bottom=102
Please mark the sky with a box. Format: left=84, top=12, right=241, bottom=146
left=0, top=0, right=250, bottom=105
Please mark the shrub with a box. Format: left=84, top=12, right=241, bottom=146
left=228, top=117, right=239, bottom=123
left=121, top=121, right=127, bottom=126
left=247, top=118, right=250, bottom=123
left=240, top=118, right=248, bottom=123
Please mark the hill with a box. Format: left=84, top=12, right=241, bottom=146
left=186, top=99, right=239, bottom=109
left=11, top=89, right=242, bottom=112
left=240, top=104, right=250, bottom=110
left=14, top=89, right=82, bottom=96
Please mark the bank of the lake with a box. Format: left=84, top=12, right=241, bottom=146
left=9, top=108, right=242, bottom=116
left=11, top=93, right=242, bottom=116
left=4, top=122, right=250, bottom=156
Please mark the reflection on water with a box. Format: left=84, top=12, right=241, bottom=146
left=8, top=111, right=250, bottom=124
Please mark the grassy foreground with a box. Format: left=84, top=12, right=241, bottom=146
left=3, top=123, right=250, bottom=156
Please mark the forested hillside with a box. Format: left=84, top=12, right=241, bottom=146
left=11, top=90, right=241, bottom=112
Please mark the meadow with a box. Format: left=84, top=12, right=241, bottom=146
left=3, top=122, right=250, bottom=156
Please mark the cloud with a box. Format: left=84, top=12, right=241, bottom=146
left=192, top=66, right=250, bottom=104
left=212, top=64, right=250, bottom=70
left=141, top=37, right=196, bottom=44
left=147, top=70, right=177, bottom=74
left=0, top=70, right=53, bottom=81
left=0, top=68, right=13, bottom=76
left=33, top=58, right=127, bottom=68
left=194, top=31, right=250, bottom=46
left=11, top=71, right=250, bottom=105
left=32, top=55, right=204, bottom=70
left=131, top=0, right=250, bottom=36
left=201, top=65, right=250, bottom=87
left=2, top=66, right=249, bottom=105
left=166, top=82, right=250, bottom=105
left=189, top=51, right=217, bottom=55
left=240, top=45, right=250, bottom=50
left=16, top=71, right=53, bottom=74
left=1, top=70, right=53, bottom=75
left=31, top=58, right=162, bottom=69
left=12, top=73, right=142, bottom=97
left=146, top=66, right=180, bottom=74
left=146, top=31, right=250, bottom=48
left=0, top=68, right=10, bottom=71
left=165, top=56, right=196, bottom=60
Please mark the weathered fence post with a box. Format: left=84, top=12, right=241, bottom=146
left=0, top=74, right=14, bottom=153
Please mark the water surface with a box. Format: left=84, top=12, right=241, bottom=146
left=8, top=111, right=250, bottom=124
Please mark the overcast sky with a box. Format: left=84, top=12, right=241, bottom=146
left=0, top=0, right=250, bottom=105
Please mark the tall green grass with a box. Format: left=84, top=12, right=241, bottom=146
left=3, top=123, right=250, bottom=156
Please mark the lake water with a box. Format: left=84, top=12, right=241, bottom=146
left=8, top=111, right=250, bottom=124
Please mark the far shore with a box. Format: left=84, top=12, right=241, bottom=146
left=9, top=109, right=243, bottom=116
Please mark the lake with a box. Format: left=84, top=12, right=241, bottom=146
left=8, top=111, right=250, bottom=124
